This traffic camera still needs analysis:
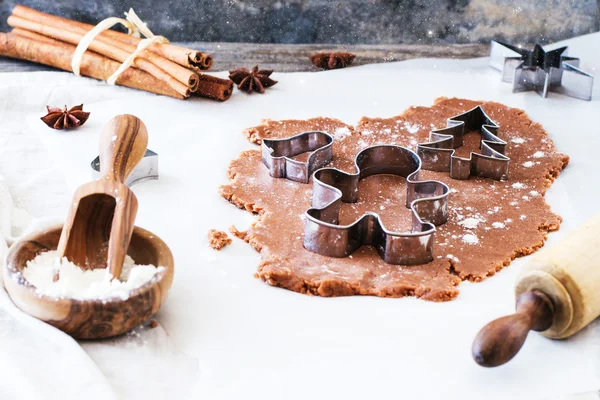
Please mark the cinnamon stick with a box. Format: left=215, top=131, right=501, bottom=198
left=12, top=5, right=213, bottom=71
left=194, top=75, right=233, bottom=101
left=105, top=33, right=213, bottom=72
left=8, top=14, right=193, bottom=97
left=9, top=10, right=199, bottom=91
left=0, top=31, right=184, bottom=99
left=11, top=27, right=57, bottom=45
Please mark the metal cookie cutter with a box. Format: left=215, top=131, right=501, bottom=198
left=489, top=40, right=594, bottom=101
left=417, top=106, right=509, bottom=180
left=262, top=131, right=333, bottom=183
left=304, top=145, right=449, bottom=265
left=91, top=149, right=158, bottom=186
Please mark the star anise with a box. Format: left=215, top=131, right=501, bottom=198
left=229, top=66, right=277, bottom=94
left=309, top=52, right=356, bottom=70
left=41, top=104, right=90, bottom=130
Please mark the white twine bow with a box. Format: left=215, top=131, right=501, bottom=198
left=71, top=9, right=169, bottom=85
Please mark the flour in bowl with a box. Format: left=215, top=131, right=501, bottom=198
left=22, top=250, right=164, bottom=300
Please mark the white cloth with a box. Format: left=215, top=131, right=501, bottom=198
left=1, top=32, right=600, bottom=400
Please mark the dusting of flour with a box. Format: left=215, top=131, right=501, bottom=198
left=22, top=250, right=164, bottom=300
left=458, top=217, right=481, bottom=229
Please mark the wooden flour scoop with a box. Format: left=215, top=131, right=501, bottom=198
left=4, top=113, right=174, bottom=339
left=473, top=213, right=600, bottom=367
left=56, top=114, right=147, bottom=280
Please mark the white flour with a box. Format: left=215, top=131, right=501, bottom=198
left=461, top=234, right=479, bottom=245
left=458, top=217, right=481, bottom=229
left=22, top=250, right=165, bottom=300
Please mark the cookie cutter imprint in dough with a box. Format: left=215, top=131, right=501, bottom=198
left=260, top=133, right=450, bottom=265
left=489, top=40, right=594, bottom=101
left=417, top=106, right=510, bottom=181
left=262, top=131, right=334, bottom=184
left=91, top=149, right=159, bottom=187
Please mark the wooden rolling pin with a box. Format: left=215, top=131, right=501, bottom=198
left=472, top=213, right=600, bottom=367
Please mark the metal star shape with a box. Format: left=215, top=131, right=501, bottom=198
left=489, top=41, right=594, bottom=101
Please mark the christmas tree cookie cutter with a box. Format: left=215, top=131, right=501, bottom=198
left=417, top=106, right=509, bottom=180
left=91, top=149, right=158, bottom=186
left=489, top=40, right=594, bottom=101
left=261, top=131, right=334, bottom=184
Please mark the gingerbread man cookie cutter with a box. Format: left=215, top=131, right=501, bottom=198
left=91, top=149, right=158, bottom=186
left=303, top=145, right=449, bottom=265
left=417, top=106, right=509, bottom=181
left=262, top=131, right=334, bottom=184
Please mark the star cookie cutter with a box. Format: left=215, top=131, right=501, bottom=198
left=91, top=149, right=158, bottom=186
left=262, top=131, right=334, bottom=183
left=489, top=40, right=594, bottom=101
left=304, top=145, right=449, bottom=265
left=417, top=106, right=509, bottom=180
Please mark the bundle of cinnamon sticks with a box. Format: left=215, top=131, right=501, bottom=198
left=0, top=5, right=233, bottom=101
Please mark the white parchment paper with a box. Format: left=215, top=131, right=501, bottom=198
left=1, top=32, right=599, bottom=400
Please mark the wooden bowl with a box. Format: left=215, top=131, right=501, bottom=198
left=3, top=224, right=174, bottom=339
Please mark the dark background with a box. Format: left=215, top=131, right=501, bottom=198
left=1, top=0, right=599, bottom=44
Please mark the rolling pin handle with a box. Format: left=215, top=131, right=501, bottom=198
left=472, top=290, right=554, bottom=367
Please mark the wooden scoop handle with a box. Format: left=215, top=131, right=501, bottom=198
left=99, top=114, right=148, bottom=183
left=472, top=290, right=555, bottom=367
